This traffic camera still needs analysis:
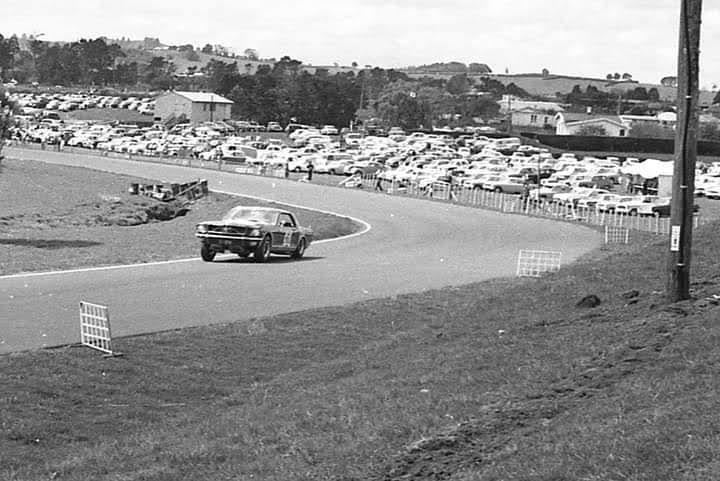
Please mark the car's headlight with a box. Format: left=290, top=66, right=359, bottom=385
left=197, top=224, right=208, bottom=233
left=249, top=229, right=261, bottom=237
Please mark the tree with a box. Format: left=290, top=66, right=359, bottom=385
left=351, top=61, right=358, bottom=68
left=1, top=85, right=17, bottom=158
left=0, top=34, right=20, bottom=80
left=660, top=76, right=677, bottom=87
left=446, top=73, right=470, bottom=95
left=613, top=72, right=621, bottom=80
left=576, top=124, right=608, bottom=136
left=648, top=88, right=661, bottom=103
left=622, top=72, right=633, bottom=80
left=713, top=90, right=720, bottom=105
left=201, top=44, right=214, bottom=54
left=627, top=86, right=648, bottom=100
left=606, top=73, right=614, bottom=80
left=699, top=122, right=720, bottom=141
left=244, top=48, right=258, bottom=61
left=185, top=49, right=200, bottom=62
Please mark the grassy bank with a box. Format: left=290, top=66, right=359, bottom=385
left=2, top=218, right=719, bottom=479
left=0, top=158, right=361, bottom=275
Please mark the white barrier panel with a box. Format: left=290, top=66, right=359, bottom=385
left=79, top=301, right=118, bottom=355
left=605, top=225, right=630, bottom=244
left=516, top=250, right=563, bottom=277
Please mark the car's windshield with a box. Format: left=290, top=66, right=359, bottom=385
left=223, top=208, right=278, bottom=224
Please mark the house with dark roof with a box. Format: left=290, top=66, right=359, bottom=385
left=554, top=112, right=628, bottom=137
left=154, top=91, right=233, bottom=123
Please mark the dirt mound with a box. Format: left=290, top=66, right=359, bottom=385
left=0, top=194, right=190, bottom=229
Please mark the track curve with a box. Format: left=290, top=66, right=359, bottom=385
left=0, top=148, right=602, bottom=353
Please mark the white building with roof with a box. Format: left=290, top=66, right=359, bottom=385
left=555, top=112, right=628, bottom=137
left=154, top=91, right=233, bottom=123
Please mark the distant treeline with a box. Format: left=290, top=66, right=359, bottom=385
left=0, top=35, right=537, bottom=128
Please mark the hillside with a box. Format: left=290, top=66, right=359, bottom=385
left=403, top=70, right=716, bottom=105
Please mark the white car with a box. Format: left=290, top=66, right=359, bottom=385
left=614, top=195, right=659, bottom=216
left=320, top=125, right=338, bottom=135
left=704, top=184, right=720, bottom=200
left=596, top=195, right=633, bottom=213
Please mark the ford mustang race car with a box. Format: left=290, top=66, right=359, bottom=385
left=195, top=206, right=313, bottom=262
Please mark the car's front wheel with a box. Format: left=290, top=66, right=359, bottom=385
left=291, top=238, right=306, bottom=259
left=254, top=235, right=272, bottom=263
left=200, top=244, right=216, bottom=262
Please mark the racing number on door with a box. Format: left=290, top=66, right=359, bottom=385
left=282, top=231, right=292, bottom=248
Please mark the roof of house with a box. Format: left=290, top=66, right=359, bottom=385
left=566, top=117, right=627, bottom=128
left=169, top=91, right=233, bottom=104
left=556, top=112, right=625, bottom=125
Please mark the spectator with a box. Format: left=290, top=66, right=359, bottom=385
left=307, top=160, right=314, bottom=181
left=374, top=175, right=384, bottom=192
left=284, top=162, right=290, bottom=179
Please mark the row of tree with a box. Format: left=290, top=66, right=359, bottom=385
left=194, top=58, right=506, bottom=129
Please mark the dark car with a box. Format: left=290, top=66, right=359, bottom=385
left=195, top=206, right=313, bottom=262
left=651, top=201, right=699, bottom=218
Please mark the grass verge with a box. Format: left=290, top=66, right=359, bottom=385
left=2, top=218, right=719, bottom=480
left=0, top=158, right=361, bottom=275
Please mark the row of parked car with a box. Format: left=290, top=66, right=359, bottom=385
left=9, top=91, right=156, bottom=117
left=8, top=114, right=717, bottom=219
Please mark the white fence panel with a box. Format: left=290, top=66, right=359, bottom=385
left=516, top=250, right=563, bottom=277
left=79, top=301, right=117, bottom=355
left=604, top=225, right=630, bottom=244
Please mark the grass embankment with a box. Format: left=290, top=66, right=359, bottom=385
left=0, top=158, right=360, bottom=275
left=2, top=220, right=720, bottom=480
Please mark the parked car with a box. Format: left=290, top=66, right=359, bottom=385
left=529, top=183, right=572, bottom=201
left=577, top=175, right=615, bottom=190
left=575, top=189, right=611, bottom=210
left=647, top=198, right=699, bottom=217
left=614, top=195, right=660, bottom=216
left=267, top=122, right=283, bottom=132
left=195, top=206, right=313, bottom=262
left=704, top=184, right=720, bottom=200
left=596, top=194, right=633, bottom=213
left=481, top=175, right=525, bottom=194
left=320, top=125, right=339, bottom=135
left=318, top=153, right=354, bottom=175
left=344, top=160, right=385, bottom=176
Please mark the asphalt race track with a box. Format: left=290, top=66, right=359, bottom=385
left=1, top=147, right=601, bottom=353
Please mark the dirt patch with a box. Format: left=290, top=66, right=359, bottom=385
left=0, top=195, right=190, bottom=229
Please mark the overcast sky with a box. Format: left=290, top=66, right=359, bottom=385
left=3, top=0, right=719, bottom=87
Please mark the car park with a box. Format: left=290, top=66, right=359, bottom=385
left=195, top=206, right=313, bottom=262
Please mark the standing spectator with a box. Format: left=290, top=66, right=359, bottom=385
left=374, top=174, right=384, bottom=192
left=449, top=173, right=458, bottom=201
left=284, top=162, right=290, bottom=179
left=307, top=160, right=314, bottom=181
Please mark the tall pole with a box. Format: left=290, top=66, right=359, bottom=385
left=667, top=0, right=702, bottom=302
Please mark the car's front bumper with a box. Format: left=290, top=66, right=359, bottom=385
left=196, top=233, right=262, bottom=252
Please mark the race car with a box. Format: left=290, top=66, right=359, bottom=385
left=195, top=206, right=313, bottom=262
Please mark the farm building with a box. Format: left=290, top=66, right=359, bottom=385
left=511, top=108, right=556, bottom=130
left=555, top=112, right=628, bottom=137
left=154, top=91, right=233, bottom=123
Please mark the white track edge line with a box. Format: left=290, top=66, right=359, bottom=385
left=0, top=187, right=372, bottom=280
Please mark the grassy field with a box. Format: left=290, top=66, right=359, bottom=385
left=2, top=157, right=720, bottom=479
left=0, top=158, right=360, bottom=275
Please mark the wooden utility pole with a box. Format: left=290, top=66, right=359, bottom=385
left=667, top=0, right=702, bottom=301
